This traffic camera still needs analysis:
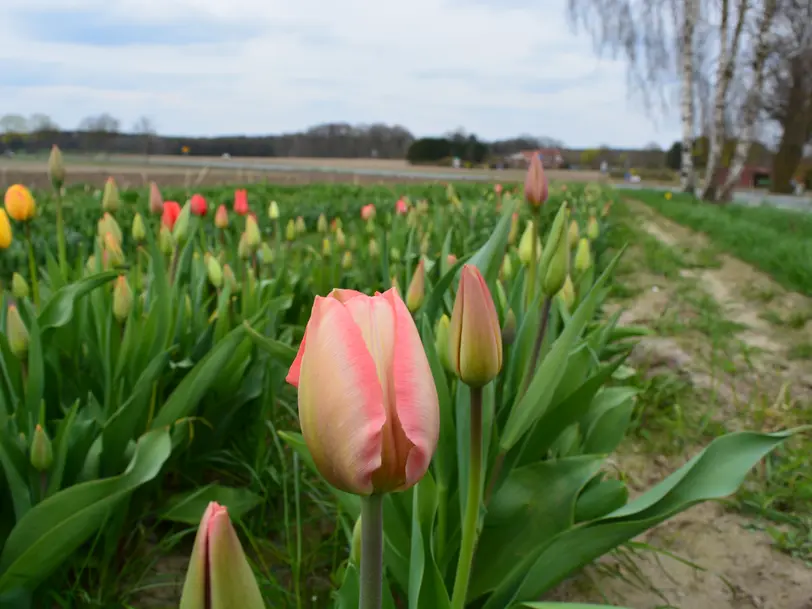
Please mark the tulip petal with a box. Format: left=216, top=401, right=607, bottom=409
left=298, top=296, right=385, bottom=494
left=178, top=503, right=215, bottom=609
left=208, top=504, right=265, bottom=609
left=286, top=327, right=308, bottom=388
left=329, top=288, right=365, bottom=304
left=384, top=289, right=440, bottom=489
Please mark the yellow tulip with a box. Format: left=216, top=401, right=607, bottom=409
left=0, top=209, right=12, bottom=249
left=4, top=184, right=36, bottom=222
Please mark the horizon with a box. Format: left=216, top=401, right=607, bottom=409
left=2, top=0, right=683, bottom=150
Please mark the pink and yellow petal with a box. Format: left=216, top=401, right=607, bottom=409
left=298, top=297, right=386, bottom=494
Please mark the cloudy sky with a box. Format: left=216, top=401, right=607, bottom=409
left=1, top=0, right=682, bottom=148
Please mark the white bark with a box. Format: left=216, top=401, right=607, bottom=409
left=717, top=0, right=779, bottom=201
left=701, top=0, right=749, bottom=199
left=679, top=0, right=699, bottom=193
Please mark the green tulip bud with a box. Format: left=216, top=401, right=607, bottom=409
left=11, top=273, right=29, bottom=299
left=30, top=424, right=53, bottom=472
left=6, top=305, right=29, bottom=359
left=113, top=276, right=133, bottom=322
left=132, top=213, right=146, bottom=242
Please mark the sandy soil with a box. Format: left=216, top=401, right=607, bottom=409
left=549, top=198, right=812, bottom=608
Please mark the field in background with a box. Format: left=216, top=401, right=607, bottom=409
left=0, top=154, right=605, bottom=188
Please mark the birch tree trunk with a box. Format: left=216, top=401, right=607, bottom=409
left=700, top=0, right=749, bottom=200
left=716, top=0, right=779, bottom=202
left=679, top=0, right=698, bottom=194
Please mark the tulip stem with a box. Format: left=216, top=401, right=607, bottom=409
left=24, top=224, right=40, bottom=309
left=525, top=210, right=540, bottom=310
left=519, top=296, right=552, bottom=399
left=54, top=188, right=68, bottom=280
left=359, top=493, right=384, bottom=609
left=451, top=386, right=483, bottom=609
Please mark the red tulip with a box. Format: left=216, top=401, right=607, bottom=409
left=395, top=198, right=408, bottom=215
left=524, top=153, right=548, bottom=208
left=494, top=183, right=503, bottom=195
left=190, top=194, right=207, bottom=216
left=162, top=201, right=181, bottom=230
left=360, top=204, right=376, bottom=221
left=234, top=189, right=249, bottom=215
left=286, top=288, right=439, bottom=495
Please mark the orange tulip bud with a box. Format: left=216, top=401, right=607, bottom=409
left=524, top=153, right=548, bottom=208
left=0, top=209, right=12, bottom=249
left=449, top=265, right=503, bottom=387
left=4, top=184, right=36, bottom=222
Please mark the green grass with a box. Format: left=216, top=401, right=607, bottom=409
left=632, top=190, right=812, bottom=295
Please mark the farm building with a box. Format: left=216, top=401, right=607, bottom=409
left=503, top=148, right=565, bottom=169
left=713, top=165, right=771, bottom=188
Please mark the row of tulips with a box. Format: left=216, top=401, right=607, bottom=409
left=173, top=157, right=793, bottom=609
left=0, top=150, right=798, bottom=609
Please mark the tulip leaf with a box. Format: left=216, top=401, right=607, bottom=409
left=467, top=197, right=516, bottom=285
left=0, top=428, right=171, bottom=594
left=0, top=431, right=31, bottom=522
left=471, top=456, right=602, bottom=601
left=243, top=322, right=297, bottom=366
left=151, top=326, right=246, bottom=429
left=37, top=271, right=118, bottom=335
left=582, top=388, right=637, bottom=455
left=487, top=429, right=800, bottom=607
left=159, top=484, right=262, bottom=525
left=500, top=249, right=624, bottom=453
left=22, top=303, right=43, bottom=436
left=574, top=479, right=629, bottom=524
left=45, top=400, right=80, bottom=496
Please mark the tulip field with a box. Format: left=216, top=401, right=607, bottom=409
left=0, top=150, right=802, bottom=609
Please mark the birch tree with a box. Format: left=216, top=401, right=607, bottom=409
left=713, top=0, right=780, bottom=201
left=699, top=0, right=750, bottom=200
left=567, top=0, right=699, bottom=192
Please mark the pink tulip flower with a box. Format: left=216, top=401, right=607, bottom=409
left=360, top=204, right=376, bottom=221
left=190, top=193, right=207, bottom=216
left=395, top=198, right=408, bottom=215
left=286, top=288, right=439, bottom=495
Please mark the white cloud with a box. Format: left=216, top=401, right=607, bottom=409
left=0, top=0, right=681, bottom=147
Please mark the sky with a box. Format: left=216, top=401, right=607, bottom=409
left=0, top=0, right=683, bottom=148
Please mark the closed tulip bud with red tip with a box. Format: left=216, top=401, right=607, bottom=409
left=449, top=265, right=503, bottom=388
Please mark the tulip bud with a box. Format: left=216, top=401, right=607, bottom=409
left=341, top=250, right=353, bottom=269
left=542, top=213, right=570, bottom=298
left=295, top=216, right=306, bottom=234
left=518, top=221, right=541, bottom=266
left=245, top=215, right=261, bottom=249
left=435, top=314, right=453, bottom=374
left=446, top=254, right=458, bottom=269
left=317, top=214, right=328, bottom=234
left=12, top=273, right=29, bottom=299
left=390, top=248, right=401, bottom=263
left=508, top=213, right=520, bottom=245
left=500, top=255, right=514, bottom=281
left=110, top=277, right=132, bottom=323
left=149, top=182, right=164, bottom=215
left=285, top=219, right=296, bottom=241
left=215, top=205, right=229, bottom=229
left=365, top=218, right=376, bottom=235
left=568, top=220, right=580, bottom=250
left=0, top=209, right=11, bottom=249
left=368, top=239, right=380, bottom=259
left=333, top=217, right=343, bottom=231
left=559, top=275, right=576, bottom=312
left=335, top=227, right=346, bottom=249
left=237, top=233, right=252, bottom=260
left=586, top=215, right=600, bottom=240
left=132, top=213, right=146, bottom=242
left=350, top=516, right=363, bottom=566
left=420, top=235, right=430, bottom=256
left=159, top=225, right=174, bottom=255
left=223, top=264, right=238, bottom=293
left=406, top=259, right=425, bottom=313
left=268, top=201, right=280, bottom=220
left=85, top=255, right=97, bottom=275
left=4, top=184, right=37, bottom=222
left=173, top=202, right=192, bottom=245
left=260, top=242, right=274, bottom=267
left=574, top=238, right=593, bottom=275
left=190, top=194, right=207, bottom=216
left=30, top=424, right=53, bottom=472
left=449, top=265, right=503, bottom=387
left=206, top=254, right=224, bottom=288
left=98, top=212, right=123, bottom=244
left=322, top=238, right=332, bottom=258
left=104, top=233, right=125, bottom=267
left=48, top=145, right=66, bottom=190
left=102, top=177, right=120, bottom=213
left=502, top=308, right=517, bottom=345
left=7, top=305, right=29, bottom=359
left=524, top=153, right=548, bottom=208
left=178, top=502, right=265, bottom=609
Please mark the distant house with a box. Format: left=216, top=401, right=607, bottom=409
left=713, top=165, right=771, bottom=189
left=505, top=148, right=564, bottom=169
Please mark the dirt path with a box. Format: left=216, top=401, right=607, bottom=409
left=553, top=198, right=812, bottom=609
